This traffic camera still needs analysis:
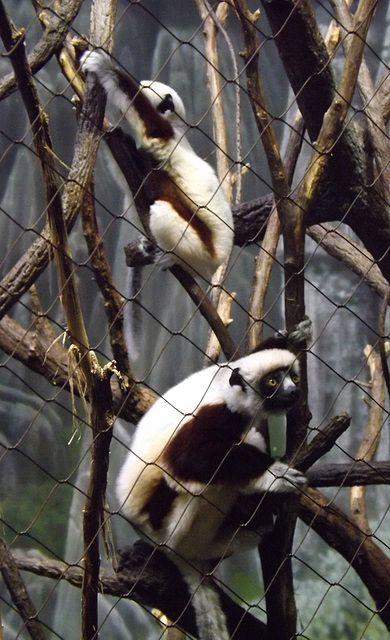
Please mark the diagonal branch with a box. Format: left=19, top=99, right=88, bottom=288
left=0, top=0, right=84, bottom=101
left=300, top=487, right=390, bottom=631
left=296, top=0, right=378, bottom=218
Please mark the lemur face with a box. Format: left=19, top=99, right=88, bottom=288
left=258, top=367, right=300, bottom=411
left=227, top=348, right=300, bottom=416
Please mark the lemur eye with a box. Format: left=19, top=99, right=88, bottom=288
left=267, top=378, right=278, bottom=387
left=292, top=375, right=299, bottom=384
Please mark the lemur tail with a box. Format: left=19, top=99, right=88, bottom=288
left=180, top=561, right=231, bottom=640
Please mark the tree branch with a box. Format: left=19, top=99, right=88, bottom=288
left=350, top=345, right=385, bottom=532
left=169, top=265, right=238, bottom=361
left=297, top=0, right=378, bottom=221
left=0, top=0, right=84, bottom=101
left=0, top=538, right=47, bottom=640
left=233, top=3, right=308, bottom=635
left=13, top=543, right=268, bottom=640
left=0, top=313, right=156, bottom=424
left=299, top=487, right=390, bottom=630
left=295, top=412, right=351, bottom=472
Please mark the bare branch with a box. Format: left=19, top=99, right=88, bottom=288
left=307, top=460, right=390, bottom=487
left=13, top=544, right=268, bottom=640
left=295, top=412, right=351, bottom=472
left=0, top=1, right=91, bottom=370
left=300, top=487, right=390, bottom=631
left=296, top=0, right=378, bottom=218
left=77, top=4, right=119, bottom=638
left=0, top=314, right=156, bottom=424
left=170, top=265, right=238, bottom=361
left=350, top=346, right=386, bottom=533
left=308, top=223, right=388, bottom=296
left=379, top=288, right=390, bottom=397
left=246, top=208, right=280, bottom=351
left=194, top=0, right=235, bottom=362
left=0, top=0, right=84, bottom=101
left=194, top=0, right=232, bottom=198
left=331, top=0, right=390, bottom=199
left=0, top=538, right=47, bottom=640
left=233, top=3, right=308, bottom=635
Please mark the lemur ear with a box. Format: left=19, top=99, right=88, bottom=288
left=229, top=368, right=247, bottom=392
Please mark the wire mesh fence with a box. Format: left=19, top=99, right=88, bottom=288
left=1, top=1, right=390, bottom=638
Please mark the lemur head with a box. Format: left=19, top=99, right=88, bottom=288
left=226, top=349, right=300, bottom=417
left=140, top=80, right=186, bottom=122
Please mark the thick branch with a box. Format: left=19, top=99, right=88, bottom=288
left=260, top=0, right=335, bottom=142
left=297, top=0, right=378, bottom=219
left=295, top=412, right=351, bottom=472
left=306, top=460, right=390, bottom=487
left=0, top=314, right=155, bottom=424
left=233, top=4, right=308, bottom=636
left=300, top=487, right=390, bottom=630
left=13, top=543, right=267, bottom=640
left=331, top=0, right=390, bottom=199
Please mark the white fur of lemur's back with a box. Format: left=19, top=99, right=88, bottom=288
left=81, top=50, right=233, bottom=280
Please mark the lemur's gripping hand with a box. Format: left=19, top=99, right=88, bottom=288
left=256, top=461, right=307, bottom=494
left=287, top=317, right=312, bottom=347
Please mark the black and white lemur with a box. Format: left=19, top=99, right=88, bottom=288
left=116, top=325, right=309, bottom=640
left=81, top=49, right=234, bottom=282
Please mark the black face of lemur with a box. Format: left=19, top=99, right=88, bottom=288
left=259, top=367, right=300, bottom=411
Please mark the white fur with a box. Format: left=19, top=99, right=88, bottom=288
left=81, top=50, right=233, bottom=281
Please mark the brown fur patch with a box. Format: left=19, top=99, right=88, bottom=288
left=141, top=478, right=178, bottom=531
left=117, top=70, right=174, bottom=140
left=161, top=403, right=271, bottom=485
left=158, top=195, right=216, bottom=257
left=114, top=70, right=217, bottom=256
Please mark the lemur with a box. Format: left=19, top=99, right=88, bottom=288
left=116, top=322, right=310, bottom=640
left=81, top=50, right=234, bottom=282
